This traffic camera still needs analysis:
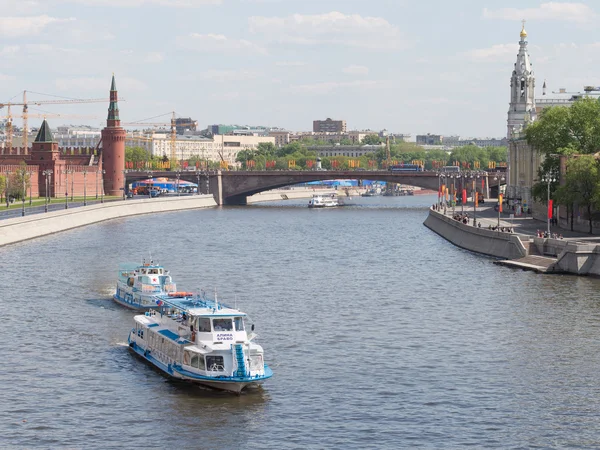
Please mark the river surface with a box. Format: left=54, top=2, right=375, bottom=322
left=2, top=194, right=600, bottom=449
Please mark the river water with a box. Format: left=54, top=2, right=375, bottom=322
left=2, top=194, right=600, bottom=449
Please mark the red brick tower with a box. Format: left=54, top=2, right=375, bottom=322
left=101, top=74, right=125, bottom=196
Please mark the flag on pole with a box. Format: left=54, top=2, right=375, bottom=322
left=475, top=191, right=479, bottom=207
left=499, top=194, right=503, bottom=213
left=548, top=199, right=553, bottom=220
left=462, top=189, right=467, bottom=204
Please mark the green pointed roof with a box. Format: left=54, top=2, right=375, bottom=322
left=107, top=74, right=120, bottom=122
left=111, top=73, right=117, bottom=91
left=34, top=119, right=54, bottom=143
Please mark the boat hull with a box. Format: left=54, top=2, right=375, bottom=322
left=113, top=293, right=158, bottom=311
left=128, top=340, right=271, bottom=394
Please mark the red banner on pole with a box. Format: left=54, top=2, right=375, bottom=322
left=548, top=199, right=553, bottom=219
left=462, top=189, right=467, bottom=204
left=499, top=194, right=503, bottom=213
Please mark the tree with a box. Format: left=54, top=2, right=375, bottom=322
left=361, top=134, right=382, bottom=145
left=525, top=97, right=600, bottom=156
left=566, top=155, right=600, bottom=234
left=125, top=146, right=151, bottom=163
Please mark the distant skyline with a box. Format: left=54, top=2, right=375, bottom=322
left=0, top=0, right=599, bottom=137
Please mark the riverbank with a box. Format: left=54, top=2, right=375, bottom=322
left=424, top=202, right=600, bottom=277
left=0, top=195, right=216, bottom=248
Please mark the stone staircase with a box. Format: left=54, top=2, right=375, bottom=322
left=493, top=254, right=558, bottom=273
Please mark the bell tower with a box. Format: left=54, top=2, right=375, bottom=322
left=507, top=21, right=536, bottom=138
left=101, top=74, right=126, bottom=196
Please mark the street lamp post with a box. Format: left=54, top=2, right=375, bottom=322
left=450, top=174, right=456, bottom=216
left=83, top=169, right=88, bottom=206
left=95, top=169, right=99, bottom=200
left=28, top=171, right=33, bottom=206
left=100, top=170, right=105, bottom=203
left=122, top=169, right=128, bottom=200
left=21, top=168, right=26, bottom=216
left=5, top=170, right=10, bottom=209
left=70, top=170, right=74, bottom=201
left=494, top=173, right=505, bottom=230
left=62, top=169, right=68, bottom=209
left=460, top=171, right=465, bottom=215
left=42, top=169, right=52, bottom=212
left=542, top=172, right=556, bottom=236
left=196, top=170, right=201, bottom=195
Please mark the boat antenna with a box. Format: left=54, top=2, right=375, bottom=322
left=214, top=287, right=219, bottom=310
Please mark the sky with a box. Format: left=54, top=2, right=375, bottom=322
left=0, top=0, right=599, bottom=138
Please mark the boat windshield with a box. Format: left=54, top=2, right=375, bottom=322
left=213, top=318, right=233, bottom=331
left=234, top=317, right=244, bottom=331
left=198, top=318, right=211, bottom=332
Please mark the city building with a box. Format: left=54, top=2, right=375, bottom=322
left=207, top=124, right=271, bottom=136
left=313, top=118, right=347, bottom=133
left=309, top=144, right=384, bottom=158
left=175, top=118, right=197, bottom=135
left=54, top=126, right=102, bottom=149
left=535, top=84, right=600, bottom=113
left=506, top=23, right=541, bottom=211
left=0, top=75, right=122, bottom=198
left=269, top=131, right=290, bottom=147
left=126, top=132, right=275, bottom=166
left=416, top=134, right=442, bottom=145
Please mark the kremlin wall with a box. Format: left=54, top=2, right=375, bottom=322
left=0, top=75, right=124, bottom=198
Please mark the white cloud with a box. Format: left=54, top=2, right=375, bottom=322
left=198, top=69, right=261, bottom=81
left=275, top=61, right=306, bottom=67
left=483, top=2, right=596, bottom=23
left=176, top=33, right=267, bottom=55
left=460, top=43, right=519, bottom=62
left=249, top=11, right=409, bottom=50
left=55, top=76, right=147, bottom=92
left=0, top=15, right=75, bottom=37
left=342, top=65, right=369, bottom=75
left=290, top=80, right=380, bottom=95
left=62, top=0, right=221, bottom=6
left=145, top=52, right=164, bottom=63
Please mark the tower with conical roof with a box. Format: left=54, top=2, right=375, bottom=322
left=507, top=21, right=536, bottom=138
left=101, top=74, right=126, bottom=196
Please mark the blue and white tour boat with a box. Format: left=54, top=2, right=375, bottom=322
left=127, top=293, right=273, bottom=393
left=114, top=260, right=178, bottom=310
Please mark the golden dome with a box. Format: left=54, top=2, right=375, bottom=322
left=520, top=20, right=527, bottom=38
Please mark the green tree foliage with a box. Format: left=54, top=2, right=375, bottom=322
left=525, top=97, right=600, bottom=156
left=125, top=146, right=152, bottom=163
left=361, top=134, right=382, bottom=145
left=563, top=155, right=600, bottom=234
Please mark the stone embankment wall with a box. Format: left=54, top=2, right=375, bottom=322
left=423, top=209, right=528, bottom=260
left=0, top=195, right=217, bottom=247
left=247, top=188, right=336, bottom=204
left=548, top=240, right=600, bottom=276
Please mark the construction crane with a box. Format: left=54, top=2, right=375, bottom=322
left=0, top=91, right=110, bottom=153
left=122, top=112, right=197, bottom=164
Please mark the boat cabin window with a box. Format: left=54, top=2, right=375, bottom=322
left=213, top=318, right=232, bottom=331
left=198, top=318, right=211, bottom=332
left=148, top=268, right=159, bottom=274
left=234, top=317, right=244, bottom=331
left=191, top=354, right=206, bottom=370
left=206, top=355, right=224, bottom=371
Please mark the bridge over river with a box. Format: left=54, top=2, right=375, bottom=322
left=124, top=170, right=505, bottom=205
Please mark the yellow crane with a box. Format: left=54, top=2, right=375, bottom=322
left=122, top=112, right=197, bottom=164
left=0, top=92, right=110, bottom=153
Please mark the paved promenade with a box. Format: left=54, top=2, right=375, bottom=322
left=437, top=199, right=600, bottom=242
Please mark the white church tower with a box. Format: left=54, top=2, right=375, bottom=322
left=507, top=21, right=536, bottom=138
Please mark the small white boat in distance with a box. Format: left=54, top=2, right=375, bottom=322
left=114, top=260, right=177, bottom=310
left=128, top=293, right=273, bottom=393
left=308, top=194, right=343, bottom=208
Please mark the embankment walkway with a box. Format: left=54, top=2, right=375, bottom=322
left=0, top=195, right=217, bottom=248
left=424, top=201, right=600, bottom=277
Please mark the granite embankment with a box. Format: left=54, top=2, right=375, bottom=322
left=423, top=208, right=528, bottom=260
left=0, top=195, right=217, bottom=247
left=424, top=206, right=600, bottom=277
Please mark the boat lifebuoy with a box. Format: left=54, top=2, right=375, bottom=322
left=183, top=352, right=190, bottom=365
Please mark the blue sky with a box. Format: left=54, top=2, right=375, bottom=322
left=0, top=0, right=598, bottom=138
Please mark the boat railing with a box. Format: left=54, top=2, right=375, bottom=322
left=138, top=284, right=162, bottom=293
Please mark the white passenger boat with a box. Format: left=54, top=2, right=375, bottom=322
left=308, top=194, right=342, bottom=208
left=114, top=261, right=177, bottom=310
left=128, top=293, right=273, bottom=393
